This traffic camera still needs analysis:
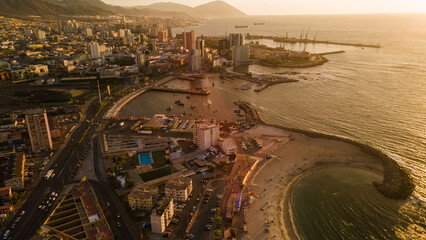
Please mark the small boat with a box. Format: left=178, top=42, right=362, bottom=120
left=190, top=104, right=196, bottom=109
left=186, top=95, right=191, bottom=99
left=167, top=106, right=173, bottom=111
left=235, top=25, right=249, bottom=28
left=207, top=100, right=212, bottom=108
left=212, top=82, right=215, bottom=87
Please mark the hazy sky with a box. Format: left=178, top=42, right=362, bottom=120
left=102, top=0, right=426, bottom=15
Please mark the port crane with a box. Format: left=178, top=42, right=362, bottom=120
left=305, top=26, right=310, bottom=40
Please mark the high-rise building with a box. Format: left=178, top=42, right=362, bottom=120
left=86, top=28, right=93, bottom=37
left=118, top=29, right=125, bottom=38
left=127, top=33, right=135, bottom=45
left=194, top=122, right=219, bottom=150
left=158, top=31, right=168, bottom=42
left=232, top=45, right=250, bottom=64
left=57, top=21, right=63, bottom=33
left=182, top=31, right=196, bottom=50
left=36, top=30, right=46, bottom=41
left=88, top=41, right=100, bottom=59
left=218, top=39, right=229, bottom=56
left=188, top=49, right=202, bottom=72
left=134, top=51, right=145, bottom=65
left=167, top=26, right=172, bottom=38
left=229, top=33, right=244, bottom=49
left=25, top=109, right=52, bottom=153
left=196, top=38, right=205, bottom=58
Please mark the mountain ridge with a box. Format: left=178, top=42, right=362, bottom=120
left=0, top=0, right=246, bottom=18
left=133, top=0, right=246, bottom=18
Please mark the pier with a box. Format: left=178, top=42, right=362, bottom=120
left=246, top=35, right=381, bottom=49
left=151, top=86, right=210, bottom=95
left=319, top=50, right=346, bottom=55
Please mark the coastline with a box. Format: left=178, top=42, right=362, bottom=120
left=237, top=104, right=414, bottom=240
left=243, top=124, right=387, bottom=240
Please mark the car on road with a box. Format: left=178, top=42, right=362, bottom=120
left=192, top=206, right=196, bottom=212
left=20, top=210, right=25, bottom=216
left=14, top=217, right=21, bottom=223
left=106, top=201, right=111, bottom=207
left=185, top=234, right=195, bottom=240
left=10, top=223, right=16, bottom=230
left=207, top=189, right=213, bottom=192
left=2, top=230, right=10, bottom=239
left=117, top=222, right=121, bottom=228
left=211, top=208, right=216, bottom=213
left=116, top=213, right=120, bottom=218
left=208, top=217, right=214, bottom=223
left=205, top=225, right=212, bottom=231
left=216, top=194, right=222, bottom=199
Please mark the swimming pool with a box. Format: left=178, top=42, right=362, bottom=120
left=138, top=153, right=153, bottom=165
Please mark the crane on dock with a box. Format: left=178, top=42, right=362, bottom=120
left=314, top=30, right=319, bottom=41
left=305, top=26, right=310, bottom=40
left=300, top=27, right=305, bottom=41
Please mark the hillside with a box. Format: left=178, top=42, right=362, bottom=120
left=0, top=0, right=112, bottom=17
left=139, top=2, right=193, bottom=13
left=132, top=0, right=247, bottom=18
left=192, top=1, right=246, bottom=18
left=0, top=0, right=189, bottom=17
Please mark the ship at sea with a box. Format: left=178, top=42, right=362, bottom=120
left=235, top=25, right=249, bottom=28
left=254, top=22, right=265, bottom=25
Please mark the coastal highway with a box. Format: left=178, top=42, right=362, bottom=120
left=1, top=96, right=138, bottom=240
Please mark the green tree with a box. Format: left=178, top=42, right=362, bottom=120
left=214, top=229, right=222, bottom=239
left=126, top=177, right=135, bottom=187
left=215, top=217, right=222, bottom=226
left=230, top=228, right=237, bottom=238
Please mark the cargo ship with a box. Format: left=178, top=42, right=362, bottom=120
left=254, top=22, right=265, bottom=25
left=235, top=25, right=249, bottom=28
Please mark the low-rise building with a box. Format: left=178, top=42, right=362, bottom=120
left=39, top=179, right=114, bottom=239
left=220, top=137, right=237, bottom=155
left=0, top=186, right=12, bottom=206
left=104, top=134, right=170, bottom=154
left=128, top=184, right=159, bottom=211
left=150, top=197, right=174, bottom=234
left=165, top=177, right=192, bottom=202
left=4, top=152, right=25, bottom=190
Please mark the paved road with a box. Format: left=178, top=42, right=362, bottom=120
left=0, top=95, right=138, bottom=240
left=92, top=135, right=140, bottom=240
left=187, top=178, right=226, bottom=240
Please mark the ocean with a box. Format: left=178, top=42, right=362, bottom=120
left=123, top=14, right=426, bottom=239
